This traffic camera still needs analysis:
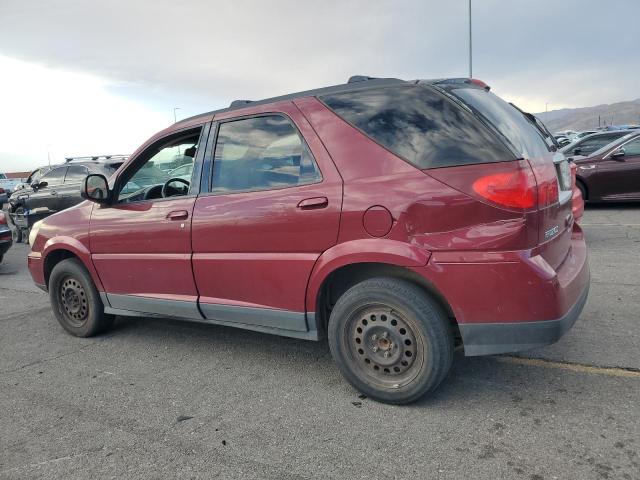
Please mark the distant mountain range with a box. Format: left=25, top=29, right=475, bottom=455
left=534, top=98, right=640, bottom=133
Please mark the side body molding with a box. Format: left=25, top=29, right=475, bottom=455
left=305, top=238, right=431, bottom=313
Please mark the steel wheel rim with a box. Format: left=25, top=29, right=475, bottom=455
left=59, top=277, right=88, bottom=327
left=344, top=304, right=424, bottom=390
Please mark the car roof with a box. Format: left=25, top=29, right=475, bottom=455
left=175, top=76, right=410, bottom=125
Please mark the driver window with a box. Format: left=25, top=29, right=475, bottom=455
left=117, top=130, right=200, bottom=203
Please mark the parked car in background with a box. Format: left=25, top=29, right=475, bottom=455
left=573, top=130, right=598, bottom=140
left=554, top=135, right=572, bottom=147
left=0, top=172, right=22, bottom=196
left=10, top=166, right=53, bottom=195
left=561, top=130, right=632, bottom=157
left=573, top=131, right=640, bottom=202
left=555, top=130, right=578, bottom=140
left=28, top=76, right=589, bottom=404
left=7, top=156, right=127, bottom=242
left=0, top=211, right=12, bottom=264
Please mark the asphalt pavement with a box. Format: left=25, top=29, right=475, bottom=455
left=1, top=205, right=639, bottom=480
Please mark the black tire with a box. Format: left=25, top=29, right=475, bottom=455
left=577, top=181, right=587, bottom=202
left=328, top=277, right=454, bottom=404
left=49, top=258, right=114, bottom=337
left=0, top=254, right=3, bottom=264
left=11, top=226, right=22, bottom=243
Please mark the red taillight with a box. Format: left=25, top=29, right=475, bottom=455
left=0, top=188, right=5, bottom=194
left=531, top=161, right=559, bottom=208
left=0, top=212, right=6, bottom=225
left=472, top=168, right=537, bottom=209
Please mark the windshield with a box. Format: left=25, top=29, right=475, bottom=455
left=443, top=87, right=551, bottom=159
left=0, top=173, right=6, bottom=180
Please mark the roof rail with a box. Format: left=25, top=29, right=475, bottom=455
left=229, top=99, right=253, bottom=108
left=64, top=154, right=129, bottom=163
left=347, top=75, right=379, bottom=83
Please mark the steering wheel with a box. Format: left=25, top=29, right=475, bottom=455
left=161, top=177, right=190, bottom=198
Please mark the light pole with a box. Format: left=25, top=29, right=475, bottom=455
left=468, top=0, right=473, bottom=78
left=545, top=103, right=548, bottom=122
left=173, top=107, right=181, bottom=123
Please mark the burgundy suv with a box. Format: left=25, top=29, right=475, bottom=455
left=28, top=77, right=589, bottom=404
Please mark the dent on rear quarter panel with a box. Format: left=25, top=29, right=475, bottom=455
left=297, top=97, right=543, bottom=316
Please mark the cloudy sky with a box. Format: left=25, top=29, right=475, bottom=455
left=0, top=0, right=638, bottom=172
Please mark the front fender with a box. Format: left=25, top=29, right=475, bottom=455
left=305, top=239, right=431, bottom=312
left=42, top=236, right=105, bottom=291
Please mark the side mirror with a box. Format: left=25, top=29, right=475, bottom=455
left=32, top=181, right=47, bottom=190
left=81, top=174, right=111, bottom=204
left=573, top=148, right=582, bottom=155
left=610, top=147, right=626, bottom=160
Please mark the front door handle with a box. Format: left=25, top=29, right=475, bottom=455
left=166, top=210, right=189, bottom=220
left=297, top=197, right=328, bottom=210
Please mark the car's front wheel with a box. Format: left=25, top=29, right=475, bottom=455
left=49, top=258, right=114, bottom=337
left=328, top=277, right=454, bottom=404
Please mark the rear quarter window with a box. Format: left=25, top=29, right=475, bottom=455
left=320, top=85, right=515, bottom=169
left=444, top=87, right=550, bottom=159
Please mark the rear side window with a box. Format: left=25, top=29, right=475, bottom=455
left=320, top=85, right=515, bottom=169
left=445, top=87, right=550, bottom=159
left=64, top=165, right=89, bottom=183
left=211, top=115, right=322, bottom=194
left=41, top=167, right=67, bottom=186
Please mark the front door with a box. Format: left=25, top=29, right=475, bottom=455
left=25, top=165, right=67, bottom=213
left=191, top=108, right=342, bottom=333
left=594, top=137, right=640, bottom=200
left=90, top=125, right=206, bottom=318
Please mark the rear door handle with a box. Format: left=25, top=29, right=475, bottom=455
left=297, top=197, right=328, bottom=210
left=166, top=210, right=189, bottom=220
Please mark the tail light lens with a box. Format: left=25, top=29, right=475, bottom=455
left=0, top=188, right=5, bottom=194
left=0, top=212, right=6, bottom=225
left=472, top=168, right=537, bottom=209
left=531, top=161, right=559, bottom=208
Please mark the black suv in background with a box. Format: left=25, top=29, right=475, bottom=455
left=7, top=156, right=126, bottom=242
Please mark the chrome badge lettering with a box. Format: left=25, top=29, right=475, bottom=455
left=545, top=225, right=560, bottom=240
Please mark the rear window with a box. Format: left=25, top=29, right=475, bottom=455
left=444, top=87, right=550, bottom=159
left=320, top=85, right=515, bottom=169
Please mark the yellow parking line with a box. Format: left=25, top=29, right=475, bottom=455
left=497, top=356, right=640, bottom=378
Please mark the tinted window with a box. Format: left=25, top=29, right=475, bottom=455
left=573, top=136, right=618, bottom=155
left=622, top=138, right=640, bottom=156
left=211, top=115, right=322, bottom=194
left=41, top=167, right=67, bottom=186
left=64, top=165, right=89, bottom=183
left=321, top=85, right=514, bottom=169
left=447, top=87, right=550, bottom=159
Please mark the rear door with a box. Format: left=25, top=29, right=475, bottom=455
left=58, top=164, right=89, bottom=210
left=191, top=105, right=342, bottom=332
left=594, top=136, right=640, bottom=200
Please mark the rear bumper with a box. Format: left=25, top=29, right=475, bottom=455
left=459, top=280, right=589, bottom=355
left=417, top=223, right=590, bottom=356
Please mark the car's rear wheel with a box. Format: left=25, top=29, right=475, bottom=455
left=49, top=258, right=114, bottom=337
left=328, top=277, right=454, bottom=404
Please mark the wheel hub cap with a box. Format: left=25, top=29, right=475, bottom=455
left=60, top=278, right=88, bottom=325
left=351, top=308, right=418, bottom=376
